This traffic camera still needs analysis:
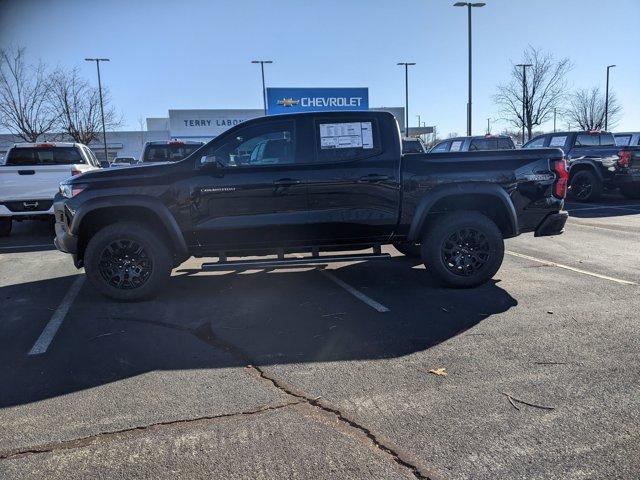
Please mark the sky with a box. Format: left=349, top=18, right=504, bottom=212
left=1, top=0, right=639, bottom=135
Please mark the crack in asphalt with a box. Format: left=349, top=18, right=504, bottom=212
left=4, top=316, right=435, bottom=479
left=0, top=401, right=301, bottom=460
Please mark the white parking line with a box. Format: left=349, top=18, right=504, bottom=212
left=567, top=204, right=640, bottom=212
left=320, top=270, right=390, bottom=313
left=28, top=276, right=85, bottom=355
left=506, top=251, right=637, bottom=286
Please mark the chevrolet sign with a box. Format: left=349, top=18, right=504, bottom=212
left=267, top=88, right=369, bottom=115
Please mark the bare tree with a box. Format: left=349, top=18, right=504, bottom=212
left=494, top=46, right=572, bottom=139
left=0, top=47, right=57, bottom=141
left=50, top=67, right=121, bottom=144
left=565, top=86, right=621, bottom=131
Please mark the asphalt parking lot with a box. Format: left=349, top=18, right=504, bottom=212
left=1, top=196, right=639, bottom=480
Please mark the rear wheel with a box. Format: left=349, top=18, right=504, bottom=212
left=0, top=217, right=11, bottom=237
left=569, top=170, right=602, bottom=202
left=620, top=184, right=640, bottom=199
left=84, top=222, right=172, bottom=301
left=393, top=241, right=421, bottom=258
left=421, top=212, right=504, bottom=288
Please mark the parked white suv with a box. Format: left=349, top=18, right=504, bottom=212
left=0, top=142, right=100, bottom=236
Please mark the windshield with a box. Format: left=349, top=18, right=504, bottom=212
left=143, top=144, right=201, bottom=162
left=5, top=147, right=84, bottom=166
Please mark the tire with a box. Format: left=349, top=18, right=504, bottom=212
left=620, top=184, right=640, bottom=199
left=393, top=241, right=421, bottom=258
left=0, top=217, right=11, bottom=237
left=421, top=212, right=504, bottom=288
left=84, top=222, right=172, bottom=301
left=569, top=170, right=602, bottom=202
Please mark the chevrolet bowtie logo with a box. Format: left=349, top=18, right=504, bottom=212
left=277, top=98, right=300, bottom=107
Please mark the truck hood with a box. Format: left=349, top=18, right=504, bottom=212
left=67, top=161, right=175, bottom=184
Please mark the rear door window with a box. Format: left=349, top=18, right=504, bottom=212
left=5, top=147, right=84, bottom=166
left=615, top=135, right=632, bottom=146
left=314, top=119, right=380, bottom=162
left=449, top=140, right=463, bottom=152
left=575, top=134, right=598, bottom=147
left=497, top=138, right=515, bottom=149
left=469, top=138, right=497, bottom=151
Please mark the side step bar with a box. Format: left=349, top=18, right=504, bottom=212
left=201, top=253, right=391, bottom=271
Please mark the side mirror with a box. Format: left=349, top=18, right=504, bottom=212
left=199, top=154, right=223, bottom=169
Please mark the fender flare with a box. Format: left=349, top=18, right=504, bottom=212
left=567, top=159, right=604, bottom=181
left=407, top=182, right=518, bottom=242
left=70, top=195, right=189, bottom=259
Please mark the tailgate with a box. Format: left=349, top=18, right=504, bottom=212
left=0, top=165, right=78, bottom=201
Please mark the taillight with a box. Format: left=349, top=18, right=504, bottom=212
left=71, top=169, right=82, bottom=176
left=552, top=158, right=568, bottom=199
left=617, top=150, right=632, bottom=168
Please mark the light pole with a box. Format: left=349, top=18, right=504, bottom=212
left=516, top=63, right=532, bottom=144
left=486, top=118, right=491, bottom=134
left=85, top=58, right=110, bottom=163
left=605, top=64, right=616, bottom=131
left=453, top=2, right=485, bottom=136
left=251, top=60, right=273, bottom=116
left=397, top=62, right=416, bottom=137
left=553, top=107, right=557, bottom=133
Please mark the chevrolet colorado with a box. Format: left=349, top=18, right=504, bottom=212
left=54, top=111, right=568, bottom=300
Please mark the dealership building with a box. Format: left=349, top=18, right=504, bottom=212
left=1, top=88, right=414, bottom=161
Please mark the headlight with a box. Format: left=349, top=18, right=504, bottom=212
left=59, top=183, right=86, bottom=198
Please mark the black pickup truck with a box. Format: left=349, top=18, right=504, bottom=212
left=524, top=130, right=640, bottom=201
left=54, top=111, right=568, bottom=300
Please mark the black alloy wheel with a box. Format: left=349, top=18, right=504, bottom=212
left=440, top=227, right=491, bottom=277
left=98, top=239, right=153, bottom=289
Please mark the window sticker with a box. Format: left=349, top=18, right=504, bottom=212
left=549, top=136, right=567, bottom=147
left=319, top=122, right=373, bottom=149
left=450, top=140, right=463, bottom=152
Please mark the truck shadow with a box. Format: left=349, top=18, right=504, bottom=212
left=0, top=257, right=517, bottom=408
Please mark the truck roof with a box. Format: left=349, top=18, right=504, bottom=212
left=12, top=142, right=84, bottom=148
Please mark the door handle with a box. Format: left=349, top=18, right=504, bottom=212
left=358, top=174, right=389, bottom=182
left=273, top=178, right=302, bottom=186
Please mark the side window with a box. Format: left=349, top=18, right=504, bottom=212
left=599, top=134, right=615, bottom=147
left=615, top=135, right=631, bottom=147
left=209, top=121, right=296, bottom=167
left=314, top=119, right=380, bottom=163
left=549, top=135, right=568, bottom=148
left=469, top=139, right=494, bottom=151
left=498, top=138, right=514, bottom=149
left=524, top=137, right=546, bottom=149
left=449, top=140, right=463, bottom=152
left=430, top=141, right=450, bottom=153
left=575, top=134, right=598, bottom=147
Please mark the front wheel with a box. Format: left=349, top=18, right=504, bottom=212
left=569, top=170, right=602, bottom=202
left=421, top=212, right=504, bottom=288
left=84, top=222, right=172, bottom=301
left=0, top=217, right=11, bottom=237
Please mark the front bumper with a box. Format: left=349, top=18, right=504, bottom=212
left=534, top=211, right=568, bottom=237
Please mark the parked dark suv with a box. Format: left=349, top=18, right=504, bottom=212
left=141, top=140, right=204, bottom=163
left=429, top=135, right=515, bottom=153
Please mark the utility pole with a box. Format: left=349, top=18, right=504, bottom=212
left=453, top=2, right=485, bottom=136
left=605, top=64, right=616, bottom=131
left=251, top=60, right=273, bottom=116
left=397, top=62, right=416, bottom=137
left=516, top=63, right=532, bottom=144
left=486, top=118, right=490, bottom=134
left=553, top=108, right=557, bottom=133
left=85, top=58, right=110, bottom=163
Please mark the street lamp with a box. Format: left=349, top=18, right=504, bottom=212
left=605, top=64, right=616, bottom=131
left=397, top=62, right=416, bottom=137
left=516, top=63, right=532, bottom=144
left=85, top=58, right=110, bottom=163
left=453, top=2, right=485, bottom=136
left=251, top=60, right=273, bottom=116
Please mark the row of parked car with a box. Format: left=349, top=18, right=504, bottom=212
left=0, top=127, right=638, bottom=238
left=404, top=130, right=640, bottom=202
